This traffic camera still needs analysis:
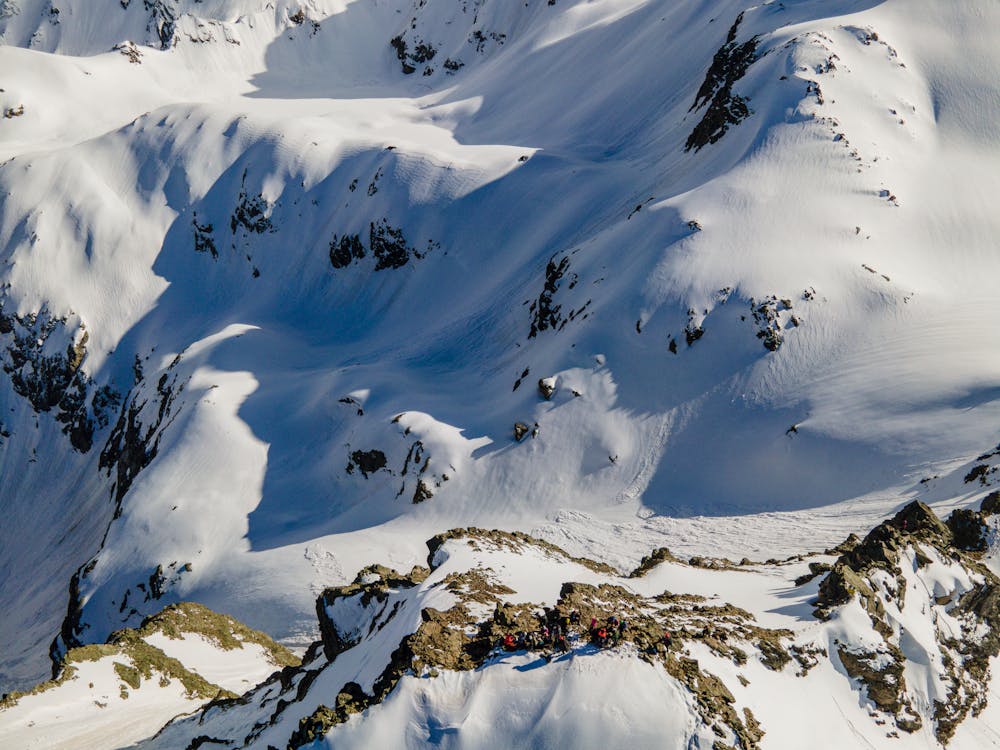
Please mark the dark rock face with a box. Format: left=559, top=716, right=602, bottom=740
left=328, top=234, right=365, bottom=269
left=537, top=378, right=555, bottom=400
left=685, top=13, right=759, bottom=152
left=327, top=221, right=435, bottom=271
left=347, top=449, right=387, bottom=479
left=0, top=305, right=119, bottom=453
left=369, top=219, right=413, bottom=270
left=192, top=216, right=217, bottom=258
left=99, top=370, right=181, bottom=517
left=981, top=490, right=1000, bottom=516
left=527, top=254, right=590, bottom=338
left=230, top=181, right=273, bottom=235
left=411, top=479, right=433, bottom=504
left=947, top=508, right=988, bottom=551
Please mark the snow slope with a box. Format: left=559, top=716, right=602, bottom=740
left=0, top=1, right=998, bottom=741
left=0, top=601, right=297, bottom=750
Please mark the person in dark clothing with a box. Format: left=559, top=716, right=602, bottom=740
left=555, top=631, right=569, bottom=652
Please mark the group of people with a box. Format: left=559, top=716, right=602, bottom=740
left=500, top=607, right=579, bottom=656
left=498, top=607, right=676, bottom=657
left=588, top=614, right=627, bottom=648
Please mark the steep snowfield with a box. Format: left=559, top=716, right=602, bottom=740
left=0, top=0, right=999, bottom=744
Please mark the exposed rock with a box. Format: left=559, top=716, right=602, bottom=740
left=369, top=219, right=412, bottom=270
left=7, top=601, right=280, bottom=711
left=537, top=377, right=556, bottom=400
left=528, top=254, right=590, bottom=338
left=947, top=508, right=988, bottom=551
left=981, top=490, right=1000, bottom=515
left=192, top=215, right=217, bottom=258
left=965, top=463, right=997, bottom=485
left=425, top=528, right=617, bottom=575
left=513, top=421, right=529, bottom=441
left=230, top=174, right=273, bottom=235
left=347, top=449, right=387, bottom=478
left=815, top=500, right=1000, bottom=738
left=0, top=305, right=120, bottom=452
left=286, top=682, right=367, bottom=749
left=628, top=547, right=683, bottom=578
left=315, top=564, right=430, bottom=661
left=99, top=368, right=181, bottom=516
left=136, top=602, right=299, bottom=668
left=297, top=530, right=787, bottom=750
left=684, top=322, right=704, bottom=346
left=142, top=0, right=178, bottom=50
left=327, top=221, right=436, bottom=271
left=412, top=478, right=433, bottom=504
left=794, top=561, right=832, bottom=586
left=686, top=13, right=759, bottom=152
left=838, top=645, right=918, bottom=728
left=328, top=233, right=365, bottom=269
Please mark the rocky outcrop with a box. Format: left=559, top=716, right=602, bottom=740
left=686, top=13, right=759, bottom=152
left=328, top=220, right=437, bottom=271
left=295, top=531, right=795, bottom=750
left=315, top=564, right=430, bottom=661
left=8, top=601, right=294, bottom=710
left=99, top=366, right=182, bottom=517
left=527, top=254, right=590, bottom=338
left=0, top=304, right=119, bottom=452
left=816, top=500, right=1000, bottom=740
left=346, top=449, right=387, bottom=478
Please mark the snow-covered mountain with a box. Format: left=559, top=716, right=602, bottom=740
left=1, top=0, right=999, bottom=747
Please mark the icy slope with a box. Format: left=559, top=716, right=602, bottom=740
left=0, top=0, right=999, bottom=709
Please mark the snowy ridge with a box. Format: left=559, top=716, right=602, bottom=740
left=0, top=0, right=999, bottom=745
left=55, top=507, right=999, bottom=750
left=0, top=602, right=298, bottom=750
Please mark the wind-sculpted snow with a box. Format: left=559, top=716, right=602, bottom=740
left=0, top=2, right=999, bottom=739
